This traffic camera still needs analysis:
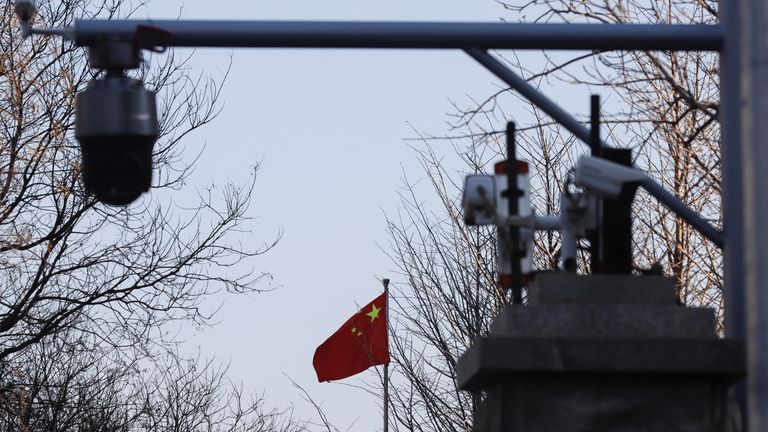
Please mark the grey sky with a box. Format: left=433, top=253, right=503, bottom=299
left=142, top=1, right=518, bottom=430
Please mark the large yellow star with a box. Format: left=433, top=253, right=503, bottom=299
left=366, top=303, right=382, bottom=323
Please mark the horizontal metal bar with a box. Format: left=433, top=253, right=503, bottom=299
left=507, top=215, right=561, bottom=230
left=73, top=20, right=723, bottom=51
left=465, top=48, right=603, bottom=149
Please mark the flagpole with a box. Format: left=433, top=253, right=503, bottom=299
left=382, top=278, right=390, bottom=432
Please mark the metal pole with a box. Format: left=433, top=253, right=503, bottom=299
left=723, top=0, right=768, bottom=428
left=590, top=95, right=603, bottom=157
left=720, top=0, right=749, bottom=427
left=505, top=123, right=523, bottom=303
left=721, top=0, right=746, bottom=344
left=601, top=146, right=635, bottom=274
left=382, top=278, right=390, bottom=432
left=71, top=20, right=723, bottom=51
left=589, top=95, right=604, bottom=273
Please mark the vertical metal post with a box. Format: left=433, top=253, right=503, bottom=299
left=721, top=0, right=746, bottom=345
left=589, top=95, right=604, bottom=273
left=589, top=95, right=634, bottom=274
left=600, top=147, right=635, bottom=274
left=743, top=0, right=768, bottom=428
left=722, top=0, right=768, bottom=428
left=504, top=122, right=523, bottom=303
left=382, top=278, right=390, bottom=432
left=590, top=95, right=604, bottom=157
left=721, top=0, right=747, bottom=426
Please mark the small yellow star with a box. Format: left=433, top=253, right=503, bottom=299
left=351, top=327, right=357, bottom=334
left=357, top=330, right=363, bottom=336
left=366, top=304, right=382, bottom=323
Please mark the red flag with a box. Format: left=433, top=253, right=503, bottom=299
left=313, top=292, right=390, bottom=382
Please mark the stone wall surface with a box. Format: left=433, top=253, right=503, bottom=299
left=457, top=273, right=745, bottom=432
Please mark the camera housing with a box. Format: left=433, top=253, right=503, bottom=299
left=75, top=76, right=158, bottom=206
left=574, top=155, right=646, bottom=198
left=462, top=175, right=496, bottom=225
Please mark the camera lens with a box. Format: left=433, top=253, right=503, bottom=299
left=79, top=137, right=154, bottom=206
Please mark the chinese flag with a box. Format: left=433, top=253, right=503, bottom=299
left=313, top=292, right=390, bottom=382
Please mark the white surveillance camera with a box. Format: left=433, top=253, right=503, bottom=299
left=462, top=175, right=496, bottom=226
left=574, top=156, right=647, bottom=198
left=14, top=0, right=36, bottom=24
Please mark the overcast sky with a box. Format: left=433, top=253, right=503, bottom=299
left=140, top=1, right=537, bottom=430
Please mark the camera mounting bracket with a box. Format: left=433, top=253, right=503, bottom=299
left=88, top=42, right=140, bottom=74
left=86, top=25, right=172, bottom=75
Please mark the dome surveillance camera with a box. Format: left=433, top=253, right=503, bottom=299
left=75, top=77, right=159, bottom=206
left=14, top=0, right=37, bottom=23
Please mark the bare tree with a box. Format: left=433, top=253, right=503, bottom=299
left=136, top=355, right=304, bottom=432
left=0, top=330, right=141, bottom=432
left=384, top=1, right=721, bottom=431
left=0, top=0, right=289, bottom=429
left=0, top=0, right=277, bottom=359
left=383, top=142, right=506, bottom=432
left=0, top=331, right=304, bottom=432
